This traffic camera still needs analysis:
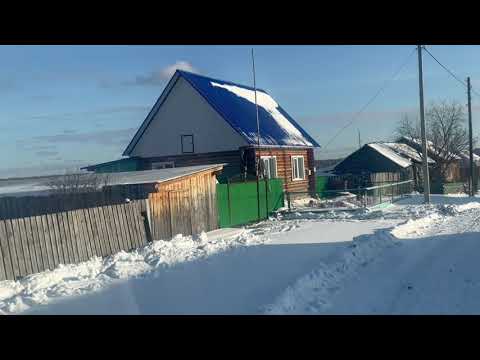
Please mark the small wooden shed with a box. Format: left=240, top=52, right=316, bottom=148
left=103, top=164, right=224, bottom=240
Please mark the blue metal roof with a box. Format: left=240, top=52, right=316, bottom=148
left=178, top=70, right=320, bottom=148
left=123, top=70, right=320, bottom=156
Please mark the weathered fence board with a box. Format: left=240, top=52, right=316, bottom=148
left=30, top=216, right=45, bottom=272
left=11, top=218, right=27, bottom=277
left=39, top=215, right=53, bottom=271
left=0, top=221, right=7, bottom=281
left=127, top=202, right=142, bottom=248
left=125, top=203, right=138, bottom=248
left=86, top=207, right=101, bottom=258
left=24, top=216, right=38, bottom=274
left=114, top=204, right=128, bottom=251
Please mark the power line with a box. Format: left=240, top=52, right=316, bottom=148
left=423, top=46, right=468, bottom=88
left=322, top=46, right=417, bottom=151
left=423, top=46, right=480, bottom=101
left=471, top=86, right=480, bottom=99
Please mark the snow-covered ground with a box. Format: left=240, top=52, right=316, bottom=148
left=2, top=193, right=480, bottom=314
left=267, top=194, right=480, bottom=315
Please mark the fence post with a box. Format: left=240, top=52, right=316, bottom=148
left=145, top=198, right=152, bottom=239
left=227, top=179, right=232, bottom=226
left=265, top=177, right=269, bottom=219
left=167, top=191, right=173, bottom=238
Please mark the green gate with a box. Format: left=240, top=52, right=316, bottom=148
left=216, top=179, right=284, bottom=228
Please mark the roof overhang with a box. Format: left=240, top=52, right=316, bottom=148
left=104, top=164, right=225, bottom=187
left=241, top=144, right=316, bottom=150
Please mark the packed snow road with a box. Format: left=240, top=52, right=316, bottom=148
left=322, top=206, right=480, bottom=315
left=268, top=195, right=480, bottom=315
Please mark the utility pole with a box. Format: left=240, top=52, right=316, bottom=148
left=252, top=48, right=262, bottom=219
left=358, top=129, right=361, bottom=149
left=417, top=45, right=430, bottom=204
left=467, top=77, right=475, bottom=196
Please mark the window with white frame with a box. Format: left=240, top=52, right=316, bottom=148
left=260, top=156, right=277, bottom=179
left=291, top=156, right=305, bottom=181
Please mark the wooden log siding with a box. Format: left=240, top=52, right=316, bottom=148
left=0, top=196, right=148, bottom=281
left=143, top=150, right=241, bottom=171
left=254, top=148, right=315, bottom=194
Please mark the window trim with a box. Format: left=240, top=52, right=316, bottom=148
left=291, top=155, right=305, bottom=181
left=260, top=155, right=277, bottom=179
left=181, top=134, right=194, bottom=154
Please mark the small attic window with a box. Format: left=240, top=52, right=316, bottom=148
left=181, top=134, right=194, bottom=153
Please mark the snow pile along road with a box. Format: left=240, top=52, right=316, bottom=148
left=264, top=229, right=399, bottom=314
left=0, top=229, right=258, bottom=314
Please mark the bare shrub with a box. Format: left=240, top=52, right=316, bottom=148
left=47, top=172, right=111, bottom=195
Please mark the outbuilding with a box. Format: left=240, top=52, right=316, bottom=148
left=103, top=164, right=224, bottom=239
left=333, top=142, right=435, bottom=188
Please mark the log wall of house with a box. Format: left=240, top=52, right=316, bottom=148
left=140, top=150, right=242, bottom=179
left=253, top=147, right=315, bottom=194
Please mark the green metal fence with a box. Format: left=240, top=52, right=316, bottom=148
left=315, top=176, right=329, bottom=197
left=217, top=179, right=285, bottom=228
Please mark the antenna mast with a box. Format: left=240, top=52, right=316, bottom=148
left=252, top=48, right=262, bottom=219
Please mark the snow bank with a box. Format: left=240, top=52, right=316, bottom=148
left=392, top=202, right=480, bottom=238
left=0, top=230, right=260, bottom=315
left=265, top=230, right=399, bottom=314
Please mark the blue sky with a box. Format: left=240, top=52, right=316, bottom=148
left=1, top=45, right=480, bottom=178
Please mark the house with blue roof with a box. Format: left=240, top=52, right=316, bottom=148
left=84, top=70, right=320, bottom=193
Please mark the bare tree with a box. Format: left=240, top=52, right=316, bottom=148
left=395, top=101, right=472, bottom=185
left=395, top=113, right=421, bottom=142
left=47, top=171, right=111, bottom=195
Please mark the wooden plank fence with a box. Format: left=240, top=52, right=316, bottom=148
left=0, top=194, right=148, bottom=281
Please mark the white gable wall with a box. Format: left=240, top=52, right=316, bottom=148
left=130, top=77, right=248, bottom=157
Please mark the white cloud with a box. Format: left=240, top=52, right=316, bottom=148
left=160, top=61, right=197, bottom=80
left=125, top=61, right=199, bottom=86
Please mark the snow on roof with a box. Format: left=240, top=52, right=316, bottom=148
left=382, top=142, right=435, bottom=164
left=367, top=143, right=412, bottom=168
left=458, top=151, right=480, bottom=162
left=209, top=81, right=310, bottom=146
left=400, top=136, right=463, bottom=160
left=178, top=71, right=319, bottom=148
